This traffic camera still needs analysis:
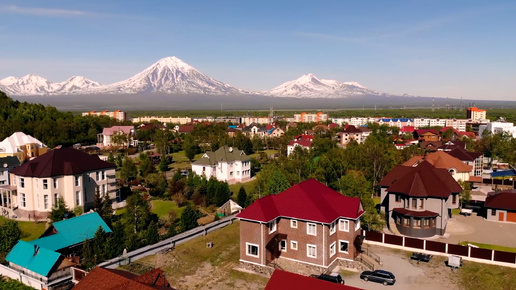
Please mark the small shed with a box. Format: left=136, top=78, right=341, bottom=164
left=217, top=200, right=243, bottom=217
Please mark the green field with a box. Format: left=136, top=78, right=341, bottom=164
left=0, top=216, right=47, bottom=242
left=151, top=200, right=186, bottom=219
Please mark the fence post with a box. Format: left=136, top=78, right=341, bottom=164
left=382, top=233, right=385, bottom=244
left=468, top=246, right=471, bottom=258
left=492, top=250, right=495, bottom=261
left=402, top=236, right=405, bottom=247
left=445, top=243, right=448, bottom=254
left=423, top=239, right=426, bottom=251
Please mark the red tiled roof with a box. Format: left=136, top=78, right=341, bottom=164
left=288, top=138, right=312, bottom=147
left=178, top=125, right=195, bottom=133
left=10, top=148, right=115, bottom=178
left=237, top=179, right=364, bottom=223
left=341, top=125, right=363, bottom=133
left=458, top=131, right=476, bottom=138
left=265, top=269, right=364, bottom=290
left=400, top=126, right=415, bottom=133
left=378, top=161, right=462, bottom=198
left=439, top=127, right=459, bottom=134
left=416, top=129, right=439, bottom=135
left=393, top=208, right=439, bottom=217
left=73, top=267, right=172, bottom=290
left=485, top=190, right=516, bottom=211
left=328, top=123, right=338, bottom=128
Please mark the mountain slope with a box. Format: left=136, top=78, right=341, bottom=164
left=267, top=73, right=385, bottom=98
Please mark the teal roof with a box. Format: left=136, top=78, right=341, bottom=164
left=30, top=212, right=112, bottom=251
left=6, top=240, right=61, bottom=277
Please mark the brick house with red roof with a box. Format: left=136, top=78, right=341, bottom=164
left=485, top=190, right=516, bottom=223
left=237, top=179, right=364, bottom=272
left=378, top=161, right=462, bottom=237
left=265, top=269, right=364, bottom=290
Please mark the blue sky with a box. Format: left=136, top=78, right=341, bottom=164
left=1, top=1, right=515, bottom=100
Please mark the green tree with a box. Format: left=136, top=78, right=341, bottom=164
left=111, top=131, right=129, bottom=149
left=49, top=197, right=74, bottom=223
left=458, top=180, right=471, bottom=206
left=159, top=156, right=169, bottom=172
left=92, top=226, right=107, bottom=262
left=81, top=238, right=95, bottom=270
left=180, top=203, right=202, bottom=232
left=119, top=157, right=137, bottom=184
left=0, top=219, right=21, bottom=253
left=214, top=182, right=231, bottom=206
left=237, top=186, right=247, bottom=207
left=144, top=221, right=159, bottom=245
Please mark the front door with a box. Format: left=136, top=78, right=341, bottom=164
left=499, top=212, right=505, bottom=221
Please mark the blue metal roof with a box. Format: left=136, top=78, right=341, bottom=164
left=6, top=240, right=61, bottom=277
left=30, top=212, right=112, bottom=251
left=491, top=169, right=516, bottom=178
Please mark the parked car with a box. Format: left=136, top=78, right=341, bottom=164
left=360, top=270, right=396, bottom=286
left=411, top=252, right=433, bottom=263
left=310, top=272, right=344, bottom=284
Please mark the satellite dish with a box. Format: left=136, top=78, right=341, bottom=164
left=229, top=147, right=233, bottom=152
left=3, top=163, right=7, bottom=168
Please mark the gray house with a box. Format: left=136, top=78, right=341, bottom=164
left=378, top=161, right=462, bottom=237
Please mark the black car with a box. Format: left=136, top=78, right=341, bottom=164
left=310, top=273, right=344, bottom=284
left=360, top=270, right=396, bottom=286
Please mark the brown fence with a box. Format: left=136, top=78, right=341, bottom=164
left=363, top=230, right=516, bottom=266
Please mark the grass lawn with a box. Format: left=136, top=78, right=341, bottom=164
left=458, top=241, right=516, bottom=253
left=228, top=178, right=258, bottom=197
left=459, top=262, right=516, bottom=290
left=151, top=200, right=185, bottom=220
left=248, top=150, right=278, bottom=159
left=169, top=151, right=203, bottom=171
left=122, top=221, right=269, bottom=289
left=0, top=217, right=47, bottom=241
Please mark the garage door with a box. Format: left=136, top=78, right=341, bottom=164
left=507, top=212, right=516, bottom=222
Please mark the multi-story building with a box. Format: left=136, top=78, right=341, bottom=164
left=191, top=146, right=251, bottom=184
left=6, top=148, right=116, bottom=218
left=82, top=110, right=128, bottom=122
left=0, top=132, right=48, bottom=162
left=237, top=179, right=364, bottom=272
left=467, top=107, right=487, bottom=120
left=294, top=112, right=328, bottom=123
left=338, top=125, right=371, bottom=146
left=478, top=121, right=516, bottom=138
left=240, top=116, right=271, bottom=125
left=378, top=161, right=462, bottom=237
left=376, top=118, right=414, bottom=128
left=439, top=141, right=484, bottom=181
left=131, top=116, right=192, bottom=124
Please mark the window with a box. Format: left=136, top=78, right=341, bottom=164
left=230, top=171, right=233, bottom=176
left=396, top=216, right=401, bottom=225
left=290, top=241, right=298, bottom=250
left=452, top=195, right=457, bottom=204
left=21, top=193, right=26, bottom=207
left=96, top=172, right=100, bottom=181
left=246, top=243, right=259, bottom=257
left=268, top=219, right=277, bottom=234
left=339, top=240, right=349, bottom=253
left=103, top=184, right=107, bottom=196
left=54, top=193, right=58, bottom=206
left=20, top=178, right=24, bottom=188
left=423, top=219, right=429, bottom=228
left=280, top=239, right=287, bottom=252
left=53, top=178, right=57, bottom=188
left=404, top=218, right=410, bottom=227
left=102, top=171, right=106, bottom=180
left=43, top=179, right=48, bottom=190
left=412, top=199, right=417, bottom=209
left=290, top=219, right=297, bottom=228
left=44, top=195, right=48, bottom=209
left=330, top=221, right=336, bottom=235
left=355, top=219, right=361, bottom=231
left=395, top=195, right=401, bottom=202
left=415, top=219, right=421, bottom=228
left=203, top=167, right=206, bottom=172
left=76, top=191, right=81, bottom=205
left=339, top=220, right=349, bottom=232
left=330, top=242, right=336, bottom=257
left=307, top=244, right=317, bottom=258
left=307, top=223, right=316, bottom=236
left=492, top=209, right=497, bottom=216
left=75, top=176, right=80, bottom=187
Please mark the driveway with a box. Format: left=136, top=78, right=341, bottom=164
left=343, top=245, right=459, bottom=290
left=437, top=213, right=516, bottom=248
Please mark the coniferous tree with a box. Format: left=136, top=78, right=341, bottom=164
left=237, top=186, right=247, bottom=207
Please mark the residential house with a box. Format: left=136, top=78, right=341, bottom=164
left=338, top=125, right=370, bottom=146
left=439, top=127, right=459, bottom=140
left=414, top=129, right=440, bottom=142
left=0, top=132, right=48, bottom=162
left=241, top=116, right=270, bottom=125
left=376, top=118, right=414, bottom=128
left=237, top=179, right=364, bottom=272
left=131, top=116, right=191, bottom=124
left=403, top=151, right=473, bottom=182
left=265, top=269, right=364, bottom=290
left=7, top=148, right=116, bottom=218
left=485, top=190, right=516, bottom=223
left=268, top=127, right=284, bottom=138
left=175, top=124, right=195, bottom=134
left=439, top=141, right=484, bottom=181
left=191, top=146, right=251, bottom=184
left=73, top=267, right=172, bottom=289
left=287, top=135, right=314, bottom=156
left=420, top=141, right=443, bottom=152
left=0, top=156, right=20, bottom=186
left=478, top=121, right=516, bottom=138
left=97, top=126, right=136, bottom=148
left=378, top=161, right=462, bottom=237
left=5, top=212, right=111, bottom=290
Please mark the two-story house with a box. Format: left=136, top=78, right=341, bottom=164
left=7, top=148, right=116, bottom=218
left=439, top=141, right=484, bottom=182
left=338, top=125, right=371, bottom=146
left=191, top=146, right=251, bottom=184
left=0, top=132, right=48, bottom=162
left=287, top=135, right=314, bottom=156
left=97, top=126, right=136, bottom=148
left=378, top=161, right=462, bottom=237
left=403, top=151, right=473, bottom=183
left=237, top=179, right=364, bottom=273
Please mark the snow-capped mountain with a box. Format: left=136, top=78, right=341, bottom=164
left=91, top=56, right=246, bottom=95
left=53, top=76, right=102, bottom=94
left=267, top=73, right=385, bottom=98
left=0, top=75, right=102, bottom=95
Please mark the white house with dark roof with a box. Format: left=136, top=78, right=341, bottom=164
left=97, top=125, right=136, bottom=148
left=6, top=148, right=116, bottom=218
left=191, top=146, right=251, bottom=184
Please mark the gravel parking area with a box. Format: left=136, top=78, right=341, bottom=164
left=343, top=245, right=460, bottom=290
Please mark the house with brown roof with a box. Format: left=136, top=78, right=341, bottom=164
left=237, top=179, right=364, bottom=273
left=6, top=148, right=116, bottom=218
left=439, top=142, right=484, bottom=180
left=414, top=129, right=440, bottom=142
left=403, top=151, right=473, bottom=182
left=485, top=190, right=516, bottom=223
left=73, top=267, right=172, bottom=289
left=338, top=125, right=370, bottom=146
left=378, top=161, right=462, bottom=237
left=265, top=269, right=364, bottom=290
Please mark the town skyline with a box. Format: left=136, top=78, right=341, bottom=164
left=1, top=1, right=516, bottom=100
